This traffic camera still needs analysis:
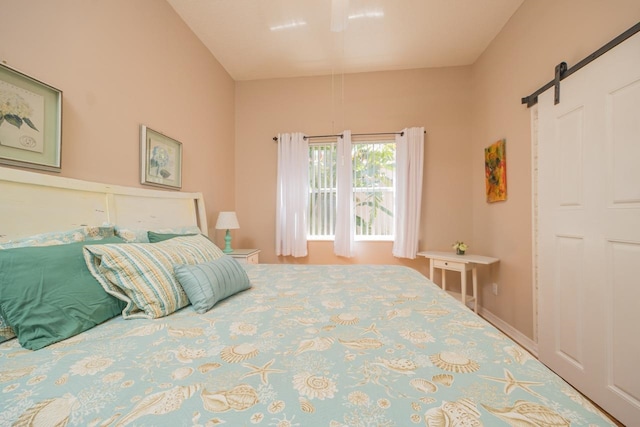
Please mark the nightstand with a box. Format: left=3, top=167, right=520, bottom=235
left=227, top=249, right=260, bottom=264
left=417, top=251, right=499, bottom=313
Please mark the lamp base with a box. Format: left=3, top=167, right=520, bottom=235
left=223, top=229, right=233, bottom=253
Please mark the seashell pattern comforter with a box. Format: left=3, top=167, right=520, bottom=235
left=0, top=264, right=614, bottom=426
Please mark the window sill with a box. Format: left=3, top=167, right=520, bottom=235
left=307, top=237, right=394, bottom=242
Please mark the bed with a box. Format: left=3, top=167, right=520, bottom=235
left=0, top=168, right=615, bottom=426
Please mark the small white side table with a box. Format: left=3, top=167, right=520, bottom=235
left=228, top=249, right=260, bottom=264
left=417, top=251, right=499, bottom=313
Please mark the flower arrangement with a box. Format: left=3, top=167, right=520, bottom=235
left=452, top=241, right=468, bottom=255
left=0, top=90, right=38, bottom=131
left=150, top=146, right=171, bottom=178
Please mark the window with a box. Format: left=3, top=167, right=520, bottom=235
left=308, top=140, right=395, bottom=240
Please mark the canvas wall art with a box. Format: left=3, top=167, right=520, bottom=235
left=485, top=139, right=507, bottom=202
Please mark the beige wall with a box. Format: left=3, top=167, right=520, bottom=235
left=3, top=0, right=638, bottom=342
left=236, top=0, right=640, bottom=341
left=235, top=67, right=474, bottom=276
left=470, top=0, right=640, bottom=339
left=0, top=0, right=235, bottom=242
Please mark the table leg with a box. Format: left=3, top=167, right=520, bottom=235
left=472, top=267, right=478, bottom=313
left=461, top=268, right=467, bottom=309
left=442, top=270, right=447, bottom=292
left=429, top=260, right=434, bottom=282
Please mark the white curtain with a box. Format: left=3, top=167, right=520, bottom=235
left=392, top=127, right=425, bottom=259
left=334, top=130, right=354, bottom=257
left=276, top=132, right=309, bottom=257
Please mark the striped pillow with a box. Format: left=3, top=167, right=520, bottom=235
left=83, top=234, right=224, bottom=319
left=174, top=256, right=251, bottom=314
left=0, top=315, right=15, bottom=344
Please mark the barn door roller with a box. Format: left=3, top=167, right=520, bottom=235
left=554, top=62, right=567, bottom=105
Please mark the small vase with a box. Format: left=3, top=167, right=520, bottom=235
left=456, top=249, right=465, bottom=255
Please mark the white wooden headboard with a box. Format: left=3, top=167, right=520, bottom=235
left=0, top=167, right=207, bottom=243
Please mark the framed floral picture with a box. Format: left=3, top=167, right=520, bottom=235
left=485, top=139, right=507, bottom=202
left=0, top=63, right=62, bottom=172
left=140, top=125, right=182, bottom=189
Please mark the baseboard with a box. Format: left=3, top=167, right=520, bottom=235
left=478, top=307, right=538, bottom=357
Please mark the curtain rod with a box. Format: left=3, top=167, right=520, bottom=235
left=272, top=130, right=426, bottom=141
left=521, top=21, right=640, bottom=108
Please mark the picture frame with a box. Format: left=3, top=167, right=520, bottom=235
left=0, top=63, right=62, bottom=172
left=140, top=125, right=182, bottom=189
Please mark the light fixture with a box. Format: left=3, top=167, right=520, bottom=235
left=330, top=0, right=349, bottom=32
left=215, top=211, right=240, bottom=254
left=348, top=9, right=384, bottom=20
left=269, top=20, right=307, bottom=31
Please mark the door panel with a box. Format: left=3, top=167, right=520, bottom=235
left=554, top=235, right=584, bottom=370
left=537, top=31, right=640, bottom=425
left=609, top=241, right=640, bottom=406
left=557, top=107, right=584, bottom=207
left=609, top=80, right=640, bottom=205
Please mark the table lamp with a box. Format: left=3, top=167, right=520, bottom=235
left=215, top=211, right=240, bottom=253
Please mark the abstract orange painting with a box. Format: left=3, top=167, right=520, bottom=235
left=485, top=139, right=507, bottom=202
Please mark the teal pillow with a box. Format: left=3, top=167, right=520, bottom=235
left=116, top=225, right=202, bottom=243
left=174, top=256, right=251, bottom=314
left=0, top=225, right=117, bottom=344
left=147, top=231, right=198, bottom=243
left=0, top=237, right=126, bottom=350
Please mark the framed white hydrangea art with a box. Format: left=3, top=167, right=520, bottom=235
left=0, top=63, right=62, bottom=172
left=140, top=124, right=182, bottom=189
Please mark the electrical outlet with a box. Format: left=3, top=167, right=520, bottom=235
left=492, top=283, right=499, bottom=296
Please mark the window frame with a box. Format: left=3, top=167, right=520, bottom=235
left=307, top=138, right=396, bottom=242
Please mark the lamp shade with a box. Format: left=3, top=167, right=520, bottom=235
left=215, top=212, right=240, bottom=230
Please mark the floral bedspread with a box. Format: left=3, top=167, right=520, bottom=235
left=0, top=264, right=613, bottom=426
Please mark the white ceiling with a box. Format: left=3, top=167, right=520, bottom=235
left=167, top=0, right=524, bottom=81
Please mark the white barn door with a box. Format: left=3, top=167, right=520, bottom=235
left=537, top=32, right=640, bottom=425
